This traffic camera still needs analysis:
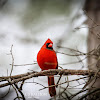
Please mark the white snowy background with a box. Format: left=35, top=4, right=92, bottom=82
left=0, top=0, right=87, bottom=100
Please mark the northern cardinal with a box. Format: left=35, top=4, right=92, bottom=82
left=37, top=38, right=58, bottom=97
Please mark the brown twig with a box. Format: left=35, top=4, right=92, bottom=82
left=78, top=88, right=100, bottom=100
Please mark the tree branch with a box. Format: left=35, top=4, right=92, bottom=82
left=0, top=69, right=100, bottom=88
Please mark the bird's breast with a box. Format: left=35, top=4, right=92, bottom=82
left=37, top=48, right=57, bottom=70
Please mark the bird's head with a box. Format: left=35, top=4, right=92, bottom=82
left=44, top=38, right=53, bottom=50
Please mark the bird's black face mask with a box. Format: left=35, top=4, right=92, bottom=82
left=46, top=43, right=53, bottom=50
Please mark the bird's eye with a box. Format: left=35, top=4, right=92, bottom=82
left=46, top=43, right=50, bottom=46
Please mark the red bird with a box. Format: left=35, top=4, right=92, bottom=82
left=37, top=38, right=58, bottom=97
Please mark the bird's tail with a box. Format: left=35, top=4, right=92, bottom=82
left=48, top=76, right=56, bottom=97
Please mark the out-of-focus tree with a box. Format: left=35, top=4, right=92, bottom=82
left=84, top=0, right=100, bottom=99
left=0, top=0, right=7, bottom=8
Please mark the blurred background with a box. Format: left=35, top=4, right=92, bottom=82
left=0, top=0, right=87, bottom=100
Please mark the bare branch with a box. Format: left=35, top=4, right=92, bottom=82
left=0, top=69, right=99, bottom=88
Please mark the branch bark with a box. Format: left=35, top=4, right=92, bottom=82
left=0, top=69, right=100, bottom=88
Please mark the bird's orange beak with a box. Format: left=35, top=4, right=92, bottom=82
left=48, top=43, right=53, bottom=48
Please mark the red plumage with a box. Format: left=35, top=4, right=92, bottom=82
left=37, top=38, right=58, bottom=97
